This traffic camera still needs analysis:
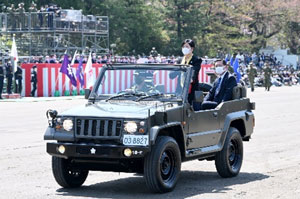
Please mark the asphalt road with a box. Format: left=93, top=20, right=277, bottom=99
left=0, top=86, right=300, bottom=199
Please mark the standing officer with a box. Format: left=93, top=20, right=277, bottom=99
left=29, top=2, right=38, bottom=29
left=6, top=61, right=13, bottom=94
left=14, top=61, right=23, bottom=94
left=263, top=63, right=272, bottom=91
left=7, top=4, right=16, bottom=30
left=0, top=60, right=4, bottom=99
left=16, top=3, right=25, bottom=29
left=247, top=62, right=257, bottom=92
left=31, top=65, right=37, bottom=96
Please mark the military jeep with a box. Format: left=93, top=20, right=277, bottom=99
left=44, top=64, right=255, bottom=193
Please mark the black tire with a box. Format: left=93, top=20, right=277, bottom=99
left=144, top=136, right=181, bottom=193
left=215, top=127, right=243, bottom=178
left=52, top=156, right=89, bottom=188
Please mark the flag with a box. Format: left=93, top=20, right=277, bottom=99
left=230, top=56, right=234, bottom=67
left=85, top=52, right=94, bottom=88
left=10, top=36, right=18, bottom=72
left=60, top=53, right=77, bottom=87
left=76, top=55, right=84, bottom=87
left=225, top=55, right=229, bottom=63
left=233, top=58, right=241, bottom=83
left=70, top=50, right=77, bottom=66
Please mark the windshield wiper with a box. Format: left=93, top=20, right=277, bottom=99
left=105, top=91, right=145, bottom=101
left=135, top=93, right=164, bottom=102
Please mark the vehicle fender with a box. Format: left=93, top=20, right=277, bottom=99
left=150, top=122, right=185, bottom=145
left=44, top=127, right=75, bottom=141
left=44, top=127, right=55, bottom=140
left=218, top=111, right=253, bottom=148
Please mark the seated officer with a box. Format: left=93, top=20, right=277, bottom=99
left=131, top=71, right=155, bottom=93
left=201, top=60, right=237, bottom=110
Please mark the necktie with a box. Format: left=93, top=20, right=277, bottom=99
left=215, top=77, right=222, bottom=97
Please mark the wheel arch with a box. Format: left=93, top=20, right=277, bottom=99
left=223, top=111, right=248, bottom=138
left=217, top=111, right=248, bottom=150
left=150, top=123, right=185, bottom=158
left=229, top=119, right=246, bottom=138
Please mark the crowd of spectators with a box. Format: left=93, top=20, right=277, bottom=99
left=1, top=2, right=62, bottom=15
left=1, top=2, right=71, bottom=30
left=8, top=49, right=300, bottom=89
left=225, top=52, right=300, bottom=86
left=21, top=53, right=182, bottom=65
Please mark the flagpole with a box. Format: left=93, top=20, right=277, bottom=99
left=10, top=34, right=18, bottom=95
left=54, top=75, right=59, bottom=96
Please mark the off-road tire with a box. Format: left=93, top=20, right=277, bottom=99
left=144, top=136, right=181, bottom=193
left=215, top=127, right=243, bottom=178
left=52, top=156, right=89, bottom=188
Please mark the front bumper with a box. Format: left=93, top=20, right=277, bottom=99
left=46, top=142, right=150, bottom=159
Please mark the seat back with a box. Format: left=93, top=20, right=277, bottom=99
left=232, top=84, right=247, bottom=99
left=232, top=86, right=241, bottom=100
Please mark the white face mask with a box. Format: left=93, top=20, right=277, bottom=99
left=215, top=66, right=225, bottom=75
left=182, top=47, right=191, bottom=55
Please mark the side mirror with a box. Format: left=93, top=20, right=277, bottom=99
left=84, top=89, right=91, bottom=99
left=194, top=91, right=204, bottom=103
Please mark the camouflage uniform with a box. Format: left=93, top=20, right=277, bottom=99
left=16, top=3, right=25, bottom=29
left=263, top=65, right=272, bottom=91
left=29, top=3, right=38, bottom=29
left=7, top=4, right=16, bottom=30
left=131, top=84, right=153, bottom=93
left=227, top=64, right=234, bottom=74
left=247, top=63, right=257, bottom=92
left=131, top=71, right=153, bottom=94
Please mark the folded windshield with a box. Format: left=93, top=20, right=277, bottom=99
left=95, top=68, right=186, bottom=100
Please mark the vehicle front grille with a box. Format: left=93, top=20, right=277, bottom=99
left=75, top=118, right=122, bottom=139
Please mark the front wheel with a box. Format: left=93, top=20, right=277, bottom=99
left=215, top=127, right=243, bottom=178
left=144, top=136, right=181, bottom=193
left=52, top=156, right=89, bottom=188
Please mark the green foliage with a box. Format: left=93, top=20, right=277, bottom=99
left=0, top=0, right=299, bottom=56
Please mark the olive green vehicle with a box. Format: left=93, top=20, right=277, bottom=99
left=44, top=64, right=255, bottom=193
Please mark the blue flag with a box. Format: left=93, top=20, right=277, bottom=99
left=225, top=56, right=229, bottom=63
left=230, top=56, right=234, bottom=66
left=233, top=58, right=241, bottom=83
left=76, top=55, right=85, bottom=87
left=60, top=54, right=77, bottom=87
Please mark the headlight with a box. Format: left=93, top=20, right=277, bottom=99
left=63, top=119, right=73, bottom=131
left=124, top=121, right=137, bottom=134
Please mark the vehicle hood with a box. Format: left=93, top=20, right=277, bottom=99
left=60, top=101, right=177, bottom=119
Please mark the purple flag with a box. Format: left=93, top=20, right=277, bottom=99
left=76, top=55, right=85, bottom=87
left=60, top=54, right=77, bottom=87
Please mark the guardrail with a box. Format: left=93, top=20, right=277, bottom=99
left=0, top=12, right=108, bottom=33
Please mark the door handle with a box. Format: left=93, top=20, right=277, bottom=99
left=213, top=112, right=218, bottom=117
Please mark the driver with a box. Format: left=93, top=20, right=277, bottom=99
left=131, top=71, right=155, bottom=93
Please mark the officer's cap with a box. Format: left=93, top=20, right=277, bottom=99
left=134, top=70, right=152, bottom=78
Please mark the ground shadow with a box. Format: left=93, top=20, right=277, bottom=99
left=56, top=170, right=269, bottom=199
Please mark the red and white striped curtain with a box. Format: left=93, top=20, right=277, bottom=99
left=20, top=64, right=214, bottom=97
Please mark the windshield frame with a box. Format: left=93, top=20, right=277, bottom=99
left=89, top=64, right=193, bottom=103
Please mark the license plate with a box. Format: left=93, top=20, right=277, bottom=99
left=123, top=135, right=149, bottom=146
